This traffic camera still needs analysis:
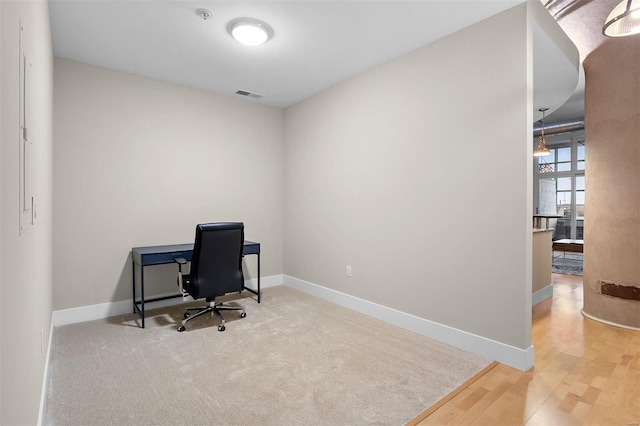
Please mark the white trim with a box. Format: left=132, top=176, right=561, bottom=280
left=53, top=298, right=133, bottom=327
left=532, top=284, right=553, bottom=306
left=581, top=309, right=640, bottom=331
left=52, top=274, right=284, bottom=326
left=37, top=316, right=55, bottom=426
left=284, top=275, right=535, bottom=371
left=244, top=274, right=282, bottom=292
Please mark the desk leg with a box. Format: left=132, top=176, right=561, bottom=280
left=132, top=259, right=136, bottom=314
left=132, top=262, right=146, bottom=328
left=257, top=252, right=261, bottom=304
left=140, top=266, right=145, bottom=328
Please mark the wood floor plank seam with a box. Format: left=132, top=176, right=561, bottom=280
left=407, top=362, right=500, bottom=425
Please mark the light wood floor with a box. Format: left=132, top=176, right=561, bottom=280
left=413, top=273, right=640, bottom=425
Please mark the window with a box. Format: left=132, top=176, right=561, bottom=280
left=577, top=143, right=586, bottom=171
left=533, top=133, right=585, bottom=240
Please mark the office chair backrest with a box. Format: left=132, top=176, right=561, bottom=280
left=190, top=222, right=244, bottom=300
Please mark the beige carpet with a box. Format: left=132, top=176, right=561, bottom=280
left=44, top=286, right=490, bottom=425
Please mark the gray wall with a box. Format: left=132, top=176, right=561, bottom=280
left=283, top=5, right=534, bottom=349
left=53, top=59, right=284, bottom=310
left=52, top=5, right=539, bottom=361
left=1, top=1, right=54, bottom=424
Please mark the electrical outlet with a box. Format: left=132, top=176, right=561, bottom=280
left=346, top=266, right=352, bottom=277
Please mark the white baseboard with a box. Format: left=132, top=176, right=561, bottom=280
left=49, top=273, right=534, bottom=370
left=582, top=309, right=640, bottom=331
left=244, top=274, right=282, bottom=292
left=284, top=275, right=535, bottom=371
left=52, top=274, right=283, bottom=327
left=53, top=298, right=133, bottom=327
left=532, top=284, right=553, bottom=306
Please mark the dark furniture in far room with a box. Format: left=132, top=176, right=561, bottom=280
left=175, top=222, right=247, bottom=332
left=552, top=238, right=584, bottom=254
left=131, top=239, right=260, bottom=329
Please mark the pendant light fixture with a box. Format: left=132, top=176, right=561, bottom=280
left=533, top=107, right=551, bottom=157
left=603, top=0, right=640, bottom=37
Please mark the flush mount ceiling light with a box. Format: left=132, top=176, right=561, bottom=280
left=533, top=107, right=551, bottom=157
left=228, top=18, right=273, bottom=46
left=603, top=0, right=640, bottom=37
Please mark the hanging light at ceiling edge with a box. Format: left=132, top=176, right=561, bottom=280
left=603, top=0, right=640, bottom=37
left=534, top=107, right=551, bottom=157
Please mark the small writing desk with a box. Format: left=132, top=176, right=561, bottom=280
left=132, top=241, right=260, bottom=328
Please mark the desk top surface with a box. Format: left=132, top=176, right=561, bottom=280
left=133, top=240, right=259, bottom=255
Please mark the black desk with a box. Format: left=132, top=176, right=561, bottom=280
left=132, top=241, right=260, bottom=328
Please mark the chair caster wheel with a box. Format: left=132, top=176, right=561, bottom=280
left=177, top=325, right=186, bottom=332
left=183, top=312, right=190, bottom=319
left=218, top=325, right=225, bottom=332
left=240, top=312, right=247, bottom=318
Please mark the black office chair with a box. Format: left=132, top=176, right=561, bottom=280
left=175, top=222, right=246, bottom=332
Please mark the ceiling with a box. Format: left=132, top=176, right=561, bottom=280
left=543, top=0, right=625, bottom=122
left=49, top=0, right=606, bottom=118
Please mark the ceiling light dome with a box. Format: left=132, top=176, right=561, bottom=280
left=228, top=18, right=273, bottom=46
left=603, top=0, right=640, bottom=37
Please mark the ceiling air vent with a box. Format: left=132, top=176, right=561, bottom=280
left=235, top=90, right=264, bottom=99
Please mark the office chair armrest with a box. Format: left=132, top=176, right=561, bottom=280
left=174, top=257, right=188, bottom=272
left=175, top=257, right=188, bottom=296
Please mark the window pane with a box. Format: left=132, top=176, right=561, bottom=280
left=557, top=147, right=571, bottom=162
left=539, top=178, right=556, bottom=214
left=577, top=160, right=585, bottom=170
left=548, top=149, right=556, bottom=162
left=576, top=176, right=585, bottom=190
left=557, top=162, right=571, bottom=172
left=538, top=163, right=554, bottom=173
left=576, top=190, right=585, bottom=204
left=577, top=144, right=585, bottom=160
left=557, top=177, right=572, bottom=191
left=557, top=191, right=571, bottom=206
left=537, top=156, right=548, bottom=165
